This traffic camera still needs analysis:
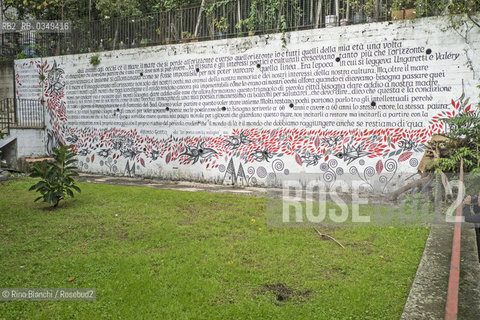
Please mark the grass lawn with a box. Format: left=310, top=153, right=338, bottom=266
left=0, top=179, right=428, bottom=319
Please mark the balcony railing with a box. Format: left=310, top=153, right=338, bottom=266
left=0, top=99, right=44, bottom=134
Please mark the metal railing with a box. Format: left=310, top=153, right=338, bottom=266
left=0, top=99, right=44, bottom=132
left=0, top=0, right=477, bottom=57
left=0, top=99, right=12, bottom=135
left=15, top=99, right=44, bottom=128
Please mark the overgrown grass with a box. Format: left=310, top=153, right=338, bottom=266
left=0, top=179, right=428, bottom=319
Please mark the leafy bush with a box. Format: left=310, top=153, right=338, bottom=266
left=429, top=94, right=480, bottom=173
left=29, top=145, right=81, bottom=207
left=89, top=54, right=101, bottom=66
left=14, top=51, right=29, bottom=60
left=428, top=93, right=480, bottom=195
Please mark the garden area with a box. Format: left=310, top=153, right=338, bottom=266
left=0, top=178, right=429, bottom=319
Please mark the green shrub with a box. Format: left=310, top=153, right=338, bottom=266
left=14, top=51, right=29, bottom=60
left=90, top=54, right=101, bottom=66
left=29, top=145, right=81, bottom=207
left=427, top=93, right=479, bottom=172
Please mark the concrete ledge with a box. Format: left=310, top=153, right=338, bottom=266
left=0, top=135, right=16, bottom=150
left=9, top=128, right=46, bottom=158
left=458, top=226, right=480, bottom=319
left=401, top=224, right=452, bottom=320
left=401, top=223, right=480, bottom=320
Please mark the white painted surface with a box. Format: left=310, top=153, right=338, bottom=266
left=13, top=15, right=480, bottom=191
left=10, top=128, right=46, bottom=158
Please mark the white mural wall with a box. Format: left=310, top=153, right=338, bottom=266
left=14, top=15, right=480, bottom=191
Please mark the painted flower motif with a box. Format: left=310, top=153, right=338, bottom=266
left=300, top=152, right=323, bottom=166
left=122, top=149, right=139, bottom=160
left=180, top=141, right=217, bottom=164
left=322, top=135, right=343, bottom=148
left=65, top=134, right=78, bottom=144
left=225, top=131, right=253, bottom=150
left=336, top=141, right=371, bottom=165
left=112, top=139, right=123, bottom=150
left=97, top=149, right=111, bottom=158
left=77, top=148, right=89, bottom=156
left=150, top=149, right=159, bottom=161
left=250, top=148, right=275, bottom=162
left=398, top=138, right=416, bottom=151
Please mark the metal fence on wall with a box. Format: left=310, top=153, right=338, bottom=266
left=0, top=99, right=12, bottom=135
left=0, top=99, right=44, bottom=132
left=1, top=0, right=477, bottom=58
left=15, top=99, right=44, bottom=128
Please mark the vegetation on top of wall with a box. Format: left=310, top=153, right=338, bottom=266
left=89, top=54, right=101, bottom=66
left=2, top=0, right=479, bottom=56
left=14, top=52, right=29, bottom=60
left=0, top=56, right=12, bottom=63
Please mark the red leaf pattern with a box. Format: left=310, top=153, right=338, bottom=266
left=376, top=160, right=383, bottom=174
left=398, top=152, right=413, bottom=162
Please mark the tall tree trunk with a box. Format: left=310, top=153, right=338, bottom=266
left=335, top=0, right=339, bottom=25
left=277, top=3, right=284, bottom=32
left=194, top=0, right=206, bottom=38
left=112, top=20, right=119, bottom=50
left=315, top=0, right=323, bottom=28
left=346, top=0, right=350, bottom=22
left=310, top=0, right=314, bottom=25
left=210, top=0, right=216, bottom=39
left=237, top=0, right=241, bottom=33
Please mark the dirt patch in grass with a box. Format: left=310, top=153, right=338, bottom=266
left=259, top=283, right=311, bottom=304
left=177, top=218, right=196, bottom=226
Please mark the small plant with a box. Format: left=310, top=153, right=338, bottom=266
left=14, top=51, right=29, bottom=60
left=29, top=145, right=81, bottom=207
left=246, top=0, right=258, bottom=33
left=214, top=16, right=229, bottom=32
left=391, top=0, right=415, bottom=10
left=140, top=38, right=150, bottom=46
left=427, top=93, right=480, bottom=196
left=364, top=0, right=375, bottom=16
left=181, top=31, right=193, bottom=40
left=90, top=54, right=101, bottom=66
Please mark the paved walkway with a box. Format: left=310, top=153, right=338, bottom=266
left=78, top=173, right=271, bottom=196
left=78, top=173, right=480, bottom=319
